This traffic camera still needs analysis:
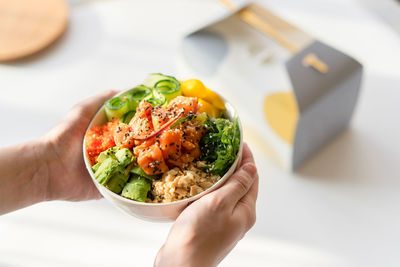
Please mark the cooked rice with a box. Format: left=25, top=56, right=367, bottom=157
left=149, top=161, right=220, bottom=203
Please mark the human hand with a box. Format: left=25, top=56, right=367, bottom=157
left=155, top=143, right=258, bottom=267
left=40, top=90, right=117, bottom=201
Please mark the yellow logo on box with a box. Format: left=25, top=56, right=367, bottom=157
left=264, top=92, right=298, bottom=145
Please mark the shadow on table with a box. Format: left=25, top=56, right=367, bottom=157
left=296, top=127, right=397, bottom=187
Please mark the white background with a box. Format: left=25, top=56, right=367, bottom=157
left=1, top=0, right=400, bottom=266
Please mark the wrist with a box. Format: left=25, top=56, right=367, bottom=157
left=29, top=138, right=52, bottom=203
left=155, top=242, right=194, bottom=267
left=0, top=139, right=51, bottom=214
left=155, top=244, right=194, bottom=267
left=154, top=236, right=217, bottom=267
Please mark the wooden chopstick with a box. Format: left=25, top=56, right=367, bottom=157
left=219, top=0, right=313, bottom=53
left=218, top=1, right=329, bottom=73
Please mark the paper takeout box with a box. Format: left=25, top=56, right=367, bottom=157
left=177, top=2, right=362, bottom=170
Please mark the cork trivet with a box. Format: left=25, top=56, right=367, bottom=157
left=0, top=0, right=68, bottom=61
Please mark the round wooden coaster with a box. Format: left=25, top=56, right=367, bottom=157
left=0, top=0, right=68, bottom=61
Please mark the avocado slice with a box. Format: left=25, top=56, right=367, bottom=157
left=105, top=169, right=130, bottom=194
left=115, top=148, right=134, bottom=167
left=94, top=158, right=120, bottom=185
left=130, top=165, right=157, bottom=180
left=97, top=147, right=119, bottom=163
left=121, top=176, right=151, bottom=202
left=91, top=162, right=101, bottom=173
left=93, top=147, right=154, bottom=200
left=93, top=147, right=135, bottom=193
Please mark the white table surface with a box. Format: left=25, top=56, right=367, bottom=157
left=1, top=0, right=400, bottom=266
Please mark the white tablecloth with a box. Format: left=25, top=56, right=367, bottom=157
left=1, top=0, right=399, bottom=266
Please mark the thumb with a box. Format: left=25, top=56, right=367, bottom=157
left=72, top=90, right=119, bottom=122
left=213, top=143, right=258, bottom=206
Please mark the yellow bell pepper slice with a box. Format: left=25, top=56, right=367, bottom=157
left=181, top=79, right=226, bottom=110
left=203, top=88, right=225, bottom=110
left=181, top=79, right=207, bottom=98
left=198, top=99, right=220, bottom=118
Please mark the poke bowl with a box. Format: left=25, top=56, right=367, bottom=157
left=83, top=73, right=243, bottom=222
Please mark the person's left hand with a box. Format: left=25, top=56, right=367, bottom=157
left=40, top=90, right=117, bottom=201
left=155, top=143, right=258, bottom=267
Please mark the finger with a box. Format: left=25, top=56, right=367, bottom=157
left=232, top=187, right=258, bottom=230
left=50, top=90, right=119, bottom=136
left=213, top=143, right=258, bottom=207
left=234, top=155, right=259, bottom=229
left=231, top=169, right=259, bottom=230
left=74, top=90, right=119, bottom=121
left=241, top=143, right=255, bottom=167
left=238, top=165, right=259, bottom=207
left=241, top=144, right=259, bottom=204
left=234, top=169, right=258, bottom=221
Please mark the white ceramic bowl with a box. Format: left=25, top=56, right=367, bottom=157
left=83, top=90, right=243, bottom=222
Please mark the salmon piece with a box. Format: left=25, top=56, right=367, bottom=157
left=137, top=143, right=169, bottom=175
left=178, top=121, right=206, bottom=149
left=152, top=106, right=172, bottom=131
left=129, top=115, right=153, bottom=138
left=159, top=129, right=182, bottom=160
left=168, top=153, right=195, bottom=168
left=167, top=96, right=198, bottom=117
left=113, top=122, right=135, bottom=149
left=166, top=120, right=205, bottom=167
left=182, top=140, right=196, bottom=151
left=186, top=144, right=201, bottom=159
left=129, top=101, right=154, bottom=139
left=136, top=101, right=153, bottom=119
left=127, top=99, right=206, bottom=175
left=169, top=141, right=201, bottom=167
left=133, top=138, right=155, bottom=158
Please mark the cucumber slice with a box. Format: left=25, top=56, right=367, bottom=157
left=144, top=73, right=181, bottom=103
left=144, top=90, right=166, bottom=107
left=104, top=96, right=130, bottom=121
left=144, top=73, right=176, bottom=87
left=123, top=85, right=152, bottom=111
left=154, top=79, right=181, bottom=102
left=119, top=110, right=136, bottom=124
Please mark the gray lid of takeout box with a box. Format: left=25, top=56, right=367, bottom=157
left=180, top=1, right=251, bottom=76
left=286, top=41, right=363, bottom=169
left=183, top=0, right=250, bottom=38
left=182, top=30, right=228, bottom=76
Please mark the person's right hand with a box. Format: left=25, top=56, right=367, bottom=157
left=155, top=143, right=259, bottom=267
